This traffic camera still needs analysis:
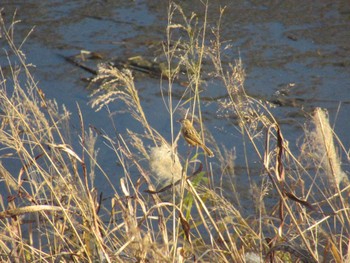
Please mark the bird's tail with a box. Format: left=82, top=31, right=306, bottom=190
left=202, top=145, right=214, bottom=158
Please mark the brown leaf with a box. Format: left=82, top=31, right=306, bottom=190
left=276, top=126, right=285, bottom=183
left=285, top=191, right=316, bottom=211
left=179, top=211, right=191, bottom=243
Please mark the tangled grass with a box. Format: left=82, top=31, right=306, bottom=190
left=0, top=2, right=349, bottom=263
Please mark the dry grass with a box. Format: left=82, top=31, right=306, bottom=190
left=0, top=2, right=349, bottom=263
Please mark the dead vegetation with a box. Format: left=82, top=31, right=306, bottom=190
left=0, top=2, right=349, bottom=263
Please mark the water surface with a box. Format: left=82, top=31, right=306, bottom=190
left=1, top=0, right=349, bottom=211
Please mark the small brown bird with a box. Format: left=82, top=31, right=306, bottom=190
left=179, top=119, right=214, bottom=157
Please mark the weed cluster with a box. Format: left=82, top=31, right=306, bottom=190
left=0, top=3, right=349, bottom=263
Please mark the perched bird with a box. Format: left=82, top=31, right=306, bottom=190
left=179, top=118, right=214, bottom=157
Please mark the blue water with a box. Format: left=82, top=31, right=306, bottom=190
left=0, top=0, right=349, bottom=213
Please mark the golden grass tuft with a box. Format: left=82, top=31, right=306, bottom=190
left=301, top=107, right=346, bottom=186
left=149, top=143, right=182, bottom=187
